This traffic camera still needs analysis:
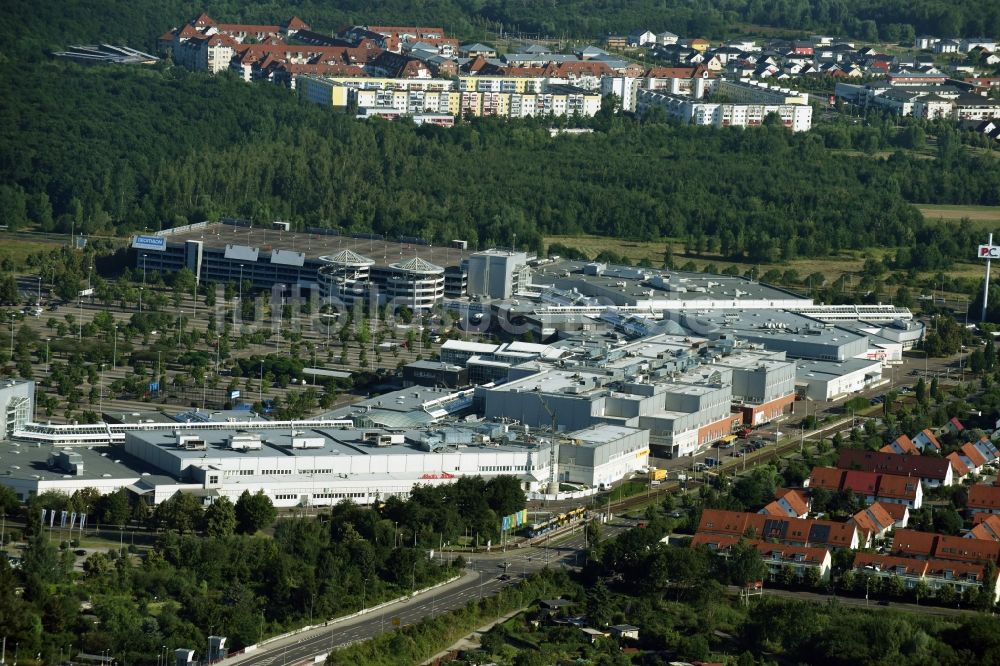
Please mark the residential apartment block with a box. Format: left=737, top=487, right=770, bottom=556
left=716, top=78, right=810, bottom=105
left=636, top=89, right=813, bottom=131
left=299, top=74, right=601, bottom=119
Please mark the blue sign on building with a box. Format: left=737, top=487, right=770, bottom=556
left=132, top=235, right=167, bottom=251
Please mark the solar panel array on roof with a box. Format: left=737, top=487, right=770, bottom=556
left=762, top=518, right=787, bottom=540
left=809, top=523, right=831, bottom=544
left=224, top=244, right=259, bottom=261
left=270, top=249, right=306, bottom=266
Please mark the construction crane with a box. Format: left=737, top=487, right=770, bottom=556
left=536, top=395, right=560, bottom=494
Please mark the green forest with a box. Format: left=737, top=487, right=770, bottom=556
left=4, top=0, right=999, bottom=61
left=2, top=59, right=999, bottom=267
left=0, top=474, right=525, bottom=664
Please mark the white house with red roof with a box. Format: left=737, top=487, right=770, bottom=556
left=880, top=434, right=919, bottom=455
left=759, top=488, right=810, bottom=519
left=967, top=514, right=1000, bottom=542
left=850, top=503, right=896, bottom=543
left=912, top=428, right=941, bottom=452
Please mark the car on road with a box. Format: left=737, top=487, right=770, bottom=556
left=498, top=574, right=512, bottom=581
left=730, top=451, right=743, bottom=457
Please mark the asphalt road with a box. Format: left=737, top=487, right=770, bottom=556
left=225, top=521, right=630, bottom=666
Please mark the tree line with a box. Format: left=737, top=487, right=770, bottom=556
left=4, top=0, right=998, bottom=63
left=3, top=61, right=1000, bottom=269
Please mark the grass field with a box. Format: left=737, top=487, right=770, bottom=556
left=548, top=204, right=1000, bottom=279
left=0, top=234, right=62, bottom=267
left=545, top=235, right=878, bottom=285
left=917, top=204, right=1000, bottom=225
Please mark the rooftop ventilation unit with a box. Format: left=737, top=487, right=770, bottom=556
left=176, top=434, right=207, bottom=450
left=364, top=431, right=403, bottom=447
left=228, top=432, right=263, bottom=451
left=291, top=435, right=325, bottom=449
left=49, top=449, right=85, bottom=475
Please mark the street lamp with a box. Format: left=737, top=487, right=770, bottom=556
left=238, top=265, right=244, bottom=327
left=112, top=324, right=118, bottom=368
left=36, top=276, right=41, bottom=305
left=799, top=398, right=812, bottom=454
left=99, top=363, right=105, bottom=416
left=140, top=254, right=147, bottom=313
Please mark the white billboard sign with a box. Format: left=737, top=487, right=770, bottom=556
left=979, top=245, right=1000, bottom=259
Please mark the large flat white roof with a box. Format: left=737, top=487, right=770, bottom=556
left=442, top=340, right=499, bottom=353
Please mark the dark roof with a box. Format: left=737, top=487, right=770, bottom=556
left=837, top=449, right=950, bottom=480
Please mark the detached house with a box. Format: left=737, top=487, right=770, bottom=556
left=628, top=30, right=657, bottom=47
left=881, top=502, right=910, bottom=528
left=880, top=434, right=919, bottom=455
left=850, top=503, right=896, bottom=543
left=974, top=436, right=1000, bottom=463
left=947, top=452, right=970, bottom=483
left=967, top=514, right=1000, bottom=542
left=656, top=31, right=679, bottom=46
left=956, top=442, right=989, bottom=475
left=912, top=428, right=941, bottom=452
left=759, top=488, right=810, bottom=519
